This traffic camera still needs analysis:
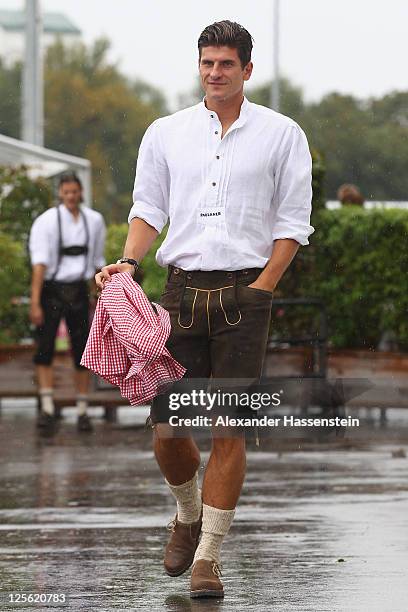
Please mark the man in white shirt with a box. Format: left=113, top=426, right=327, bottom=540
left=29, top=173, right=106, bottom=433
left=96, top=20, right=313, bottom=598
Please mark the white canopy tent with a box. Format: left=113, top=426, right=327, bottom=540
left=0, top=133, right=92, bottom=205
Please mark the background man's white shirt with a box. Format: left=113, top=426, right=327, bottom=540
left=29, top=204, right=106, bottom=282
left=128, top=96, right=314, bottom=271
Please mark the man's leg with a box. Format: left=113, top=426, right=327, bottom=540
left=190, top=272, right=273, bottom=597
left=73, top=367, right=91, bottom=429
left=64, top=282, right=92, bottom=431
left=151, top=398, right=206, bottom=577
left=36, top=365, right=55, bottom=416
left=151, top=270, right=211, bottom=577
left=189, top=432, right=245, bottom=598
left=154, top=422, right=202, bottom=524
left=34, top=283, right=62, bottom=427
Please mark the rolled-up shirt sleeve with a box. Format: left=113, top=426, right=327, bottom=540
left=128, top=119, right=170, bottom=233
left=29, top=214, right=51, bottom=267
left=271, top=124, right=314, bottom=246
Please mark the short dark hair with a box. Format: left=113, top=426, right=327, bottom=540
left=58, top=172, right=82, bottom=189
left=198, top=20, right=254, bottom=68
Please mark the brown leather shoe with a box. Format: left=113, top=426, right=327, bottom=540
left=164, top=513, right=202, bottom=577
left=190, top=559, right=224, bottom=598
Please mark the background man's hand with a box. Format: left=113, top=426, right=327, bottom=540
left=95, top=263, right=135, bottom=290
left=30, top=303, right=44, bottom=327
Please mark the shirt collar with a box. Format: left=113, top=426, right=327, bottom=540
left=200, top=95, right=251, bottom=128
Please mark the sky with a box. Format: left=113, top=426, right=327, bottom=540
left=5, top=0, right=408, bottom=109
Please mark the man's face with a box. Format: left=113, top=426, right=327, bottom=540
left=199, top=46, right=253, bottom=103
left=59, top=181, right=82, bottom=210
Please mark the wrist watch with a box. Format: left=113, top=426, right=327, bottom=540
left=116, top=257, right=140, bottom=276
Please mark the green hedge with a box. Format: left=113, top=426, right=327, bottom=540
left=277, top=207, right=408, bottom=349
left=0, top=232, right=29, bottom=343
left=107, top=208, right=408, bottom=350
left=1, top=210, right=407, bottom=349
left=0, top=166, right=52, bottom=242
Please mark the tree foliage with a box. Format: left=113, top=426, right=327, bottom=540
left=44, top=38, right=168, bottom=222
left=0, top=39, right=168, bottom=223
left=0, top=58, right=21, bottom=138
left=1, top=38, right=407, bottom=213
left=247, top=81, right=408, bottom=201
left=0, top=165, right=52, bottom=243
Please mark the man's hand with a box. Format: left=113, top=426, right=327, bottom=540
left=95, top=262, right=134, bottom=290
left=248, top=239, right=300, bottom=294
left=248, top=280, right=275, bottom=294
left=30, top=302, right=44, bottom=327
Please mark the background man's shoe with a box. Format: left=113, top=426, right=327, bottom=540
left=190, top=559, right=224, bottom=598
left=37, top=411, right=58, bottom=435
left=77, top=414, right=93, bottom=432
left=164, top=512, right=202, bottom=577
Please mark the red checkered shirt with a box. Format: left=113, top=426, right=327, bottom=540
left=81, top=272, right=185, bottom=405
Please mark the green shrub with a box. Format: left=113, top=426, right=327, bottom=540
left=0, top=165, right=52, bottom=242
left=105, top=223, right=168, bottom=302
left=311, top=148, right=325, bottom=214
left=0, top=232, right=29, bottom=343
left=277, top=207, right=408, bottom=349
left=2, top=197, right=407, bottom=350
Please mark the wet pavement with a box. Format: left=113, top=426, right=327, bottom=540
left=0, top=402, right=407, bottom=611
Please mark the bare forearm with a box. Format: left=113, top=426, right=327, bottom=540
left=31, top=264, right=46, bottom=305
left=96, top=218, right=160, bottom=288
left=123, top=218, right=159, bottom=262
left=254, top=239, right=299, bottom=292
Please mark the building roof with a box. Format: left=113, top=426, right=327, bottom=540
left=0, top=9, right=81, bottom=35
left=0, top=133, right=91, bottom=203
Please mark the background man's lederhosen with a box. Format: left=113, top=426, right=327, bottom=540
left=150, top=265, right=273, bottom=432
left=34, top=206, right=90, bottom=370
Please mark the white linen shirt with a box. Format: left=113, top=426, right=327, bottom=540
left=29, top=204, right=106, bottom=282
left=128, top=96, right=314, bottom=271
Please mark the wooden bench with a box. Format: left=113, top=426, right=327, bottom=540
left=0, top=345, right=125, bottom=421
left=263, top=346, right=408, bottom=420
left=1, top=345, right=407, bottom=422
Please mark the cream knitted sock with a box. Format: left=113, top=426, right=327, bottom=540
left=193, top=504, right=235, bottom=564
left=166, top=472, right=202, bottom=524
left=76, top=394, right=89, bottom=416
left=39, top=388, right=54, bottom=416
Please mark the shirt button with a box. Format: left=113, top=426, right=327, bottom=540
left=216, top=155, right=220, bottom=159
left=215, top=131, right=218, bottom=135
left=210, top=114, right=214, bottom=118
left=212, top=182, right=216, bottom=186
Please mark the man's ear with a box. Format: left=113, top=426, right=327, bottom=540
left=243, top=61, right=253, bottom=81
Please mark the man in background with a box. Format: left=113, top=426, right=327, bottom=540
left=29, top=173, right=106, bottom=433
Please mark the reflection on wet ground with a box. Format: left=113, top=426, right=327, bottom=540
left=0, top=403, right=407, bottom=611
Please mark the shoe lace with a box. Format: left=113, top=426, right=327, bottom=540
left=212, top=561, right=223, bottom=577
left=166, top=514, right=177, bottom=533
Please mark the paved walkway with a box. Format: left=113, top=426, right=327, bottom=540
left=0, top=404, right=407, bottom=611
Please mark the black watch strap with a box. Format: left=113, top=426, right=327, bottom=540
left=117, top=258, right=140, bottom=274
